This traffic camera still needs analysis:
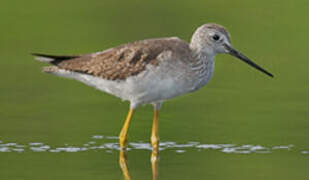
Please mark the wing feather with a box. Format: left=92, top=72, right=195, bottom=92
left=55, top=37, right=191, bottom=80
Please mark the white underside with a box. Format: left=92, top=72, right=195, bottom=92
left=49, top=61, right=197, bottom=108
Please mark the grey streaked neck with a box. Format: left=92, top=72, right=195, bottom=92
left=189, top=37, right=215, bottom=67
left=189, top=42, right=216, bottom=92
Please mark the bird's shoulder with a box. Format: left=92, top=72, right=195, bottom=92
left=57, top=37, right=192, bottom=80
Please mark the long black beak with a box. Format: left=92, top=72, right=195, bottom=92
left=224, top=44, right=274, bottom=78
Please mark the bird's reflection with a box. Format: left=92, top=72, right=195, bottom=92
left=151, top=150, right=159, bottom=180
left=119, top=149, right=159, bottom=180
left=119, top=150, right=132, bottom=180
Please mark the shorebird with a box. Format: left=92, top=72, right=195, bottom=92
left=32, top=23, right=273, bottom=151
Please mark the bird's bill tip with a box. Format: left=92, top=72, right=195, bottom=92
left=224, top=44, right=274, bottom=78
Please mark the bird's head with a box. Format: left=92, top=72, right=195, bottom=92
left=190, top=23, right=273, bottom=78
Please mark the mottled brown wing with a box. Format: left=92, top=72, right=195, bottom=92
left=56, top=38, right=191, bottom=80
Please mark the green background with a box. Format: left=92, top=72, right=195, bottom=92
left=1, top=0, right=308, bottom=179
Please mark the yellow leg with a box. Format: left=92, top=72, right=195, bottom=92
left=119, top=108, right=134, bottom=149
left=151, top=150, right=159, bottom=180
left=119, top=150, right=131, bottom=180
left=151, top=109, right=160, bottom=151
left=151, top=109, right=160, bottom=179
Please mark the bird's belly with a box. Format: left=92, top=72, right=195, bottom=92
left=123, top=63, right=194, bottom=105
left=51, top=62, right=194, bottom=107
left=130, top=76, right=191, bottom=104
left=54, top=70, right=188, bottom=104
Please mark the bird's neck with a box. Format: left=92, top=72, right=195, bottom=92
left=189, top=46, right=216, bottom=91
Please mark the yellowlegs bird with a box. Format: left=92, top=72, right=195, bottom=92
left=32, top=23, right=273, bottom=151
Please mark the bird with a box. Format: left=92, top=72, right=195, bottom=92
left=32, top=23, right=273, bottom=151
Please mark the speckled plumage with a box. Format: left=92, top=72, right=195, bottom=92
left=33, top=23, right=273, bottom=108
left=50, top=37, right=192, bottom=80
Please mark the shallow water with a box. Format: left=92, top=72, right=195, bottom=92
left=1, top=135, right=308, bottom=180
left=1, top=0, right=309, bottom=179
left=0, top=134, right=301, bottom=154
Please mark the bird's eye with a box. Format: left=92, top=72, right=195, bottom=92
left=212, top=34, right=220, bottom=41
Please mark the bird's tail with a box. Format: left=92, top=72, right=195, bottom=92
left=31, top=53, right=79, bottom=65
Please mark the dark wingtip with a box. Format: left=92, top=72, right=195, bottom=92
left=31, top=53, right=79, bottom=64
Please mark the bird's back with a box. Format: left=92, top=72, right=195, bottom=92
left=37, top=37, right=193, bottom=81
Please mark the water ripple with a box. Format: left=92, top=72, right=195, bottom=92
left=0, top=135, right=306, bottom=154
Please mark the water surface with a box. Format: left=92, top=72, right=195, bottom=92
left=1, top=0, right=309, bottom=179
